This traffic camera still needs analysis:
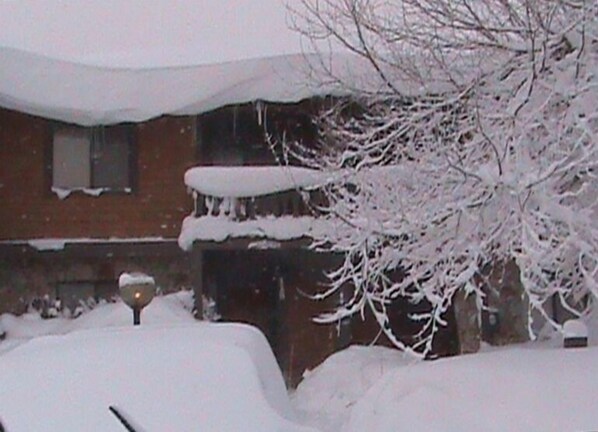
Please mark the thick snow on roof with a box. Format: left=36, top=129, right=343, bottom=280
left=0, top=47, right=363, bottom=125
left=185, top=166, right=329, bottom=198
left=0, top=0, right=306, bottom=68
left=0, top=0, right=374, bottom=125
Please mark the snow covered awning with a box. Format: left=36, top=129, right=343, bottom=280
left=184, top=166, right=329, bottom=198
left=0, top=237, right=176, bottom=251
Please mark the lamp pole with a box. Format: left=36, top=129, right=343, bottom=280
left=119, top=272, right=156, bottom=326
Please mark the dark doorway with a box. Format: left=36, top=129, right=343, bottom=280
left=204, top=250, right=284, bottom=360
left=201, top=248, right=339, bottom=386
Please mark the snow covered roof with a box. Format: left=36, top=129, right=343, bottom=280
left=0, top=0, right=371, bottom=126
left=185, top=166, right=329, bottom=198
left=0, top=47, right=363, bottom=126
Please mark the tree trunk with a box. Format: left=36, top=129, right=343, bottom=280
left=454, top=291, right=481, bottom=354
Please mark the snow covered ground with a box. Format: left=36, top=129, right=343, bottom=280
left=292, top=343, right=598, bottom=432
left=2, top=294, right=597, bottom=432
left=0, top=293, right=314, bottom=432
left=0, top=291, right=196, bottom=355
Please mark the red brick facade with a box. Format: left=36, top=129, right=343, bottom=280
left=0, top=106, right=351, bottom=386
left=0, top=104, right=466, bottom=387
left=0, top=109, right=195, bottom=240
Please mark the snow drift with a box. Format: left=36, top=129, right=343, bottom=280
left=0, top=322, right=313, bottom=431
left=293, top=344, right=598, bottom=432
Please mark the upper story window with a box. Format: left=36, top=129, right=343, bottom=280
left=52, top=124, right=135, bottom=192
left=197, top=103, right=317, bottom=166
left=198, top=105, right=265, bottom=166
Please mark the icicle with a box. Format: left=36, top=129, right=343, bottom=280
left=219, top=197, right=227, bottom=217
left=256, top=100, right=264, bottom=126
left=229, top=197, right=238, bottom=219
left=263, top=103, right=268, bottom=133
left=192, top=190, right=198, bottom=216
left=232, top=106, right=238, bottom=140
left=239, top=199, right=246, bottom=218
left=278, top=275, right=285, bottom=301
left=206, top=196, right=215, bottom=216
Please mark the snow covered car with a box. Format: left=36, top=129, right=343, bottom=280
left=0, top=323, right=315, bottom=432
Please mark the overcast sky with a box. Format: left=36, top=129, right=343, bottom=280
left=0, top=0, right=313, bottom=68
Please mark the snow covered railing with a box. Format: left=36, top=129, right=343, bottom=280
left=178, top=165, right=331, bottom=248
left=185, top=166, right=328, bottom=221
left=193, top=190, right=324, bottom=221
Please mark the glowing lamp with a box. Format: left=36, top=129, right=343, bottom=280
left=119, top=272, right=156, bottom=325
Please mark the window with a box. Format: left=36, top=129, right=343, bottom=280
left=198, top=106, right=265, bottom=166
left=56, top=280, right=117, bottom=316
left=197, top=104, right=318, bottom=167
left=52, top=124, right=135, bottom=191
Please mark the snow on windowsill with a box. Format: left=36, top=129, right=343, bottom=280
left=178, top=215, right=328, bottom=250
left=184, top=166, right=330, bottom=198
left=51, top=187, right=132, bottom=200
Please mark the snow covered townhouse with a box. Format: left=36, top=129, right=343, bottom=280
left=0, top=2, right=530, bottom=385
left=0, top=37, right=402, bottom=383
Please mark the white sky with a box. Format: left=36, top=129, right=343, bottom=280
left=0, top=0, right=310, bottom=68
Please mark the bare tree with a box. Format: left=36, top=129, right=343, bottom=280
left=287, top=0, right=598, bottom=356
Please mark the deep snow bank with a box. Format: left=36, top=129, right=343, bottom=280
left=292, top=344, right=598, bottom=432
left=292, top=345, right=412, bottom=432
left=0, top=291, right=195, bottom=343
left=0, top=323, right=312, bottom=431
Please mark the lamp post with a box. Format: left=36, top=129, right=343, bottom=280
left=118, top=272, right=156, bottom=326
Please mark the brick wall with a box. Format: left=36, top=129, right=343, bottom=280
left=0, top=109, right=195, bottom=240
left=0, top=244, right=192, bottom=315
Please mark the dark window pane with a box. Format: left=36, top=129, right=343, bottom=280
left=199, top=106, right=270, bottom=166
left=92, top=125, right=131, bottom=189
left=52, top=126, right=91, bottom=188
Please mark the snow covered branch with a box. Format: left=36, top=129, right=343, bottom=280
left=290, top=0, right=598, bottom=355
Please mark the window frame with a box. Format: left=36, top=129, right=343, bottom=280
left=46, top=122, right=138, bottom=196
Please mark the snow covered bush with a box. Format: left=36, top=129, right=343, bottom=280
left=289, top=0, right=598, bottom=355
